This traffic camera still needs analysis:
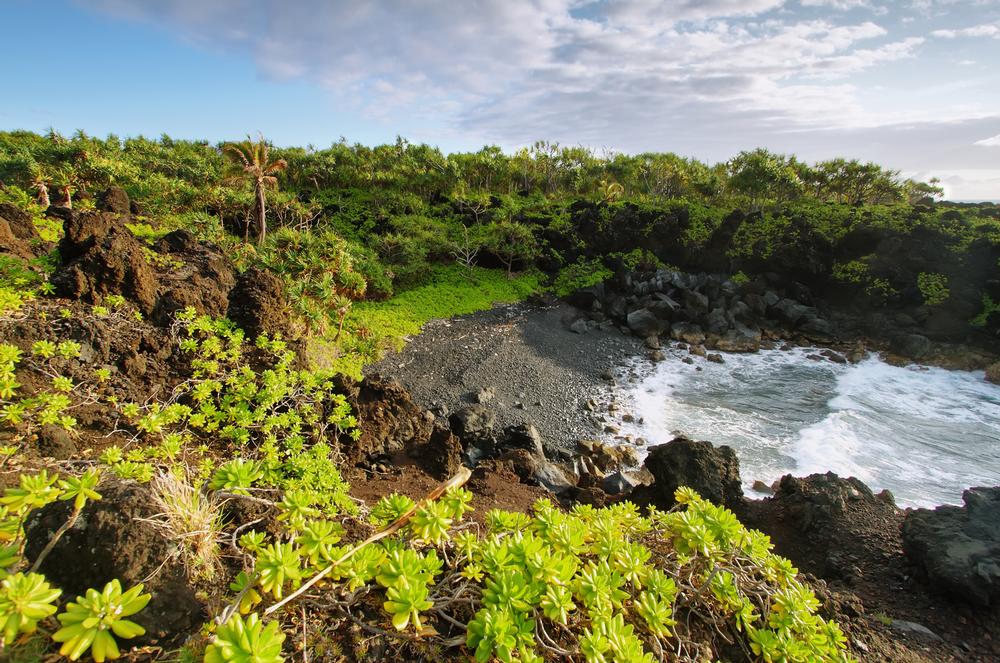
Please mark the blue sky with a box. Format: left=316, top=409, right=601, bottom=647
left=2, top=0, right=1000, bottom=198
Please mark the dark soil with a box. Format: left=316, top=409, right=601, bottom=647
left=368, top=301, right=644, bottom=455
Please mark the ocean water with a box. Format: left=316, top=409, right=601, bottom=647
left=615, top=347, right=1000, bottom=508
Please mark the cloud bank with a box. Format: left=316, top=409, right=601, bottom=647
left=81, top=0, right=1000, bottom=196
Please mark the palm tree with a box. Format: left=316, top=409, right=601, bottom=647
left=29, top=167, right=52, bottom=208
left=223, top=135, right=287, bottom=245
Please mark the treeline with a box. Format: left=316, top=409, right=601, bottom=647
left=0, top=130, right=945, bottom=220
left=2, top=129, right=997, bottom=341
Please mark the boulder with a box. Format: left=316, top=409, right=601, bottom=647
left=407, top=424, right=464, bottom=480
left=890, top=333, right=932, bottom=360
left=533, top=460, right=577, bottom=494
left=986, top=362, right=1000, bottom=385
left=0, top=215, right=35, bottom=260
left=771, top=473, right=875, bottom=531
left=152, top=230, right=237, bottom=324
left=52, top=212, right=159, bottom=315
left=24, top=481, right=204, bottom=643
left=0, top=202, right=39, bottom=243
left=631, top=436, right=743, bottom=509
left=705, top=307, right=729, bottom=335
left=97, top=186, right=131, bottom=215
left=626, top=308, right=661, bottom=337
left=770, top=298, right=813, bottom=327
left=671, top=322, right=706, bottom=345
left=338, top=376, right=434, bottom=465
left=715, top=325, right=761, bottom=352
left=576, top=439, right=640, bottom=474
left=498, top=423, right=545, bottom=461
left=902, top=487, right=1000, bottom=607
left=682, top=289, right=710, bottom=313
left=449, top=405, right=497, bottom=456
left=35, top=425, right=76, bottom=460
left=227, top=266, right=290, bottom=338
left=569, top=318, right=590, bottom=334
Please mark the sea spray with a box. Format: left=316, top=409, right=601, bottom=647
left=615, top=347, right=1000, bottom=508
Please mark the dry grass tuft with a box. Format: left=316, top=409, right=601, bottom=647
left=148, top=472, right=225, bottom=580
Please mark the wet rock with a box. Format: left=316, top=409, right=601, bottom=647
left=631, top=436, right=744, bottom=510
left=627, top=308, right=661, bottom=337
left=890, top=333, right=932, bottom=360
left=715, top=325, right=761, bottom=352
left=649, top=349, right=666, bottom=362
left=569, top=318, right=590, bottom=334
left=902, top=486, right=1000, bottom=607
left=820, top=349, right=847, bottom=364
left=671, top=322, right=706, bottom=345
left=986, top=362, right=1000, bottom=385
left=706, top=353, right=724, bottom=364
left=644, top=335, right=660, bottom=350
left=227, top=266, right=290, bottom=338
left=97, top=186, right=131, bottom=215
left=752, top=480, right=773, bottom=495
left=24, top=481, right=204, bottom=644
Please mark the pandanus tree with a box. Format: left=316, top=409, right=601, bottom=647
left=223, top=135, right=287, bottom=245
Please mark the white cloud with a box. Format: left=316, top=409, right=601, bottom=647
left=76, top=0, right=999, bottom=196
left=975, top=134, right=1000, bottom=146
left=932, top=23, right=1000, bottom=38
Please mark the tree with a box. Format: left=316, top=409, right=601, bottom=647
left=223, top=135, right=288, bottom=245
left=485, top=220, right=537, bottom=278
left=727, top=149, right=803, bottom=211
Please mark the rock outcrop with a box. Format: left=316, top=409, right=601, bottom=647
left=902, top=487, right=1000, bottom=608
left=24, top=481, right=204, bottom=644
left=630, top=436, right=743, bottom=509
left=51, top=211, right=159, bottom=315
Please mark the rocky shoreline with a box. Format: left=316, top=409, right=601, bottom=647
left=366, top=292, right=1000, bottom=661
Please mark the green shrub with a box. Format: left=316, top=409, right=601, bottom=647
left=917, top=272, right=950, bottom=306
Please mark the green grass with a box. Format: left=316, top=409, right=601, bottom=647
left=308, top=264, right=541, bottom=378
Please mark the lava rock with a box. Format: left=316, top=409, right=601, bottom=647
left=52, top=212, right=159, bottom=315
left=902, top=486, right=1000, bottom=608
left=227, top=266, right=290, bottom=338
left=631, top=436, right=744, bottom=509
left=97, top=186, right=131, bottom=215
left=24, top=481, right=204, bottom=644
left=627, top=308, right=661, bottom=337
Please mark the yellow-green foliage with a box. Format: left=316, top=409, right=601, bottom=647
left=917, top=272, right=950, bottom=306
left=323, top=265, right=540, bottom=379
left=221, top=485, right=854, bottom=663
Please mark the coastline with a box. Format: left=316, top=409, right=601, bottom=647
left=367, top=299, right=645, bottom=456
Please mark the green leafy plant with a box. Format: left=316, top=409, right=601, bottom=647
left=0, top=572, right=61, bottom=645
left=204, top=613, right=286, bottom=663
left=52, top=580, right=151, bottom=662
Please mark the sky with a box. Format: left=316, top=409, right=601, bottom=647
left=2, top=0, right=1000, bottom=199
